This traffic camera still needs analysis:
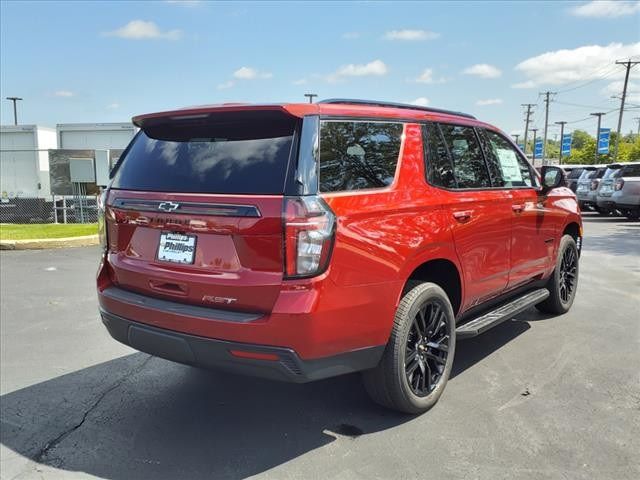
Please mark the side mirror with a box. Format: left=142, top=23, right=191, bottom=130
left=540, top=166, right=564, bottom=193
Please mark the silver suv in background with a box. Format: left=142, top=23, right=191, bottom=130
left=612, top=162, right=640, bottom=220
left=576, top=166, right=602, bottom=211
left=595, top=164, right=623, bottom=215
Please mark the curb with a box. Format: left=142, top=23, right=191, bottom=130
left=0, top=234, right=99, bottom=250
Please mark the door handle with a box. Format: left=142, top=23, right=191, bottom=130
left=453, top=210, right=472, bottom=222
left=512, top=204, right=525, bottom=213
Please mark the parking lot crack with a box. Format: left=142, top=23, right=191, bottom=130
left=31, top=355, right=152, bottom=466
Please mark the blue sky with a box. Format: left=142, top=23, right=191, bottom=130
left=1, top=0, right=639, bottom=138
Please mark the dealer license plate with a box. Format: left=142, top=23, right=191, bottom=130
left=157, top=232, right=196, bottom=264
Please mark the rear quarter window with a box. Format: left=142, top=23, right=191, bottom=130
left=318, top=121, right=403, bottom=192
left=621, top=164, right=640, bottom=176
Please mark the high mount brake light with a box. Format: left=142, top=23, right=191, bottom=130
left=97, top=190, right=108, bottom=251
left=283, top=196, right=336, bottom=279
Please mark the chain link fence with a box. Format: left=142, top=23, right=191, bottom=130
left=0, top=195, right=98, bottom=224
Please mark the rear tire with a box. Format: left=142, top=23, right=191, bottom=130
left=362, top=283, right=456, bottom=414
left=625, top=210, right=640, bottom=221
left=595, top=206, right=610, bottom=216
left=536, top=235, right=579, bottom=314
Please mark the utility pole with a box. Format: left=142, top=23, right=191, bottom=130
left=614, top=59, right=640, bottom=159
left=590, top=112, right=606, bottom=164
left=555, top=121, right=567, bottom=164
left=521, top=104, right=535, bottom=155
left=540, top=91, right=556, bottom=165
left=6, top=97, right=22, bottom=125
left=531, top=128, right=538, bottom=164
left=513, top=134, right=520, bottom=145
left=634, top=117, right=640, bottom=136
left=304, top=93, right=317, bottom=104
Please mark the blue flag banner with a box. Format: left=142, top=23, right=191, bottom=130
left=598, top=128, right=610, bottom=155
left=561, top=133, right=572, bottom=156
left=534, top=139, right=543, bottom=157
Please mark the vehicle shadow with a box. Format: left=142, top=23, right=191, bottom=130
left=0, top=319, right=532, bottom=480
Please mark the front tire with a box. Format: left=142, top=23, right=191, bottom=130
left=362, top=283, right=456, bottom=414
left=536, top=235, right=579, bottom=314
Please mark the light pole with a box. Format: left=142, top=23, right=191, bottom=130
left=590, top=112, right=606, bottom=164
left=555, top=121, right=567, bottom=164
left=304, top=93, right=317, bottom=104
left=6, top=97, right=23, bottom=125
left=531, top=128, right=538, bottom=163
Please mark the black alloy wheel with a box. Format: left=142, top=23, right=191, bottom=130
left=405, top=300, right=449, bottom=396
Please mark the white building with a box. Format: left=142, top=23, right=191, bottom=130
left=57, top=122, right=135, bottom=150
left=0, top=125, right=57, bottom=198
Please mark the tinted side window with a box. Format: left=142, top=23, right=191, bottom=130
left=621, top=164, right=640, bottom=176
left=423, top=123, right=456, bottom=188
left=484, top=130, right=534, bottom=187
left=319, top=121, right=403, bottom=192
left=439, top=124, right=491, bottom=188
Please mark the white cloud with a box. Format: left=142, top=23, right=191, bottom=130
left=602, top=80, right=640, bottom=102
left=233, top=66, right=272, bottom=80
left=409, top=97, right=430, bottom=107
left=104, top=20, right=181, bottom=40
left=54, top=90, right=74, bottom=97
left=342, top=32, right=360, bottom=40
left=476, top=98, right=503, bottom=106
left=463, top=63, right=502, bottom=79
left=384, top=29, right=440, bottom=41
left=217, top=80, right=235, bottom=90
left=292, top=78, right=307, bottom=85
left=334, top=59, right=388, bottom=78
left=570, top=1, right=640, bottom=18
left=107, top=103, right=120, bottom=110
left=511, top=80, right=537, bottom=89
left=514, top=42, right=640, bottom=87
left=165, top=0, right=202, bottom=6
left=413, top=68, right=446, bottom=84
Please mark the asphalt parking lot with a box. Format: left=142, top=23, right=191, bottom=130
left=1, top=213, right=639, bottom=480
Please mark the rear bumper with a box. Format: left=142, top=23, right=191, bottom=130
left=101, top=309, right=384, bottom=383
left=596, top=198, right=616, bottom=210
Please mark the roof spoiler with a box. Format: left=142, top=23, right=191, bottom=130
left=319, top=98, right=476, bottom=120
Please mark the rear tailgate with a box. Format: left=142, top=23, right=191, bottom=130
left=104, top=109, right=298, bottom=314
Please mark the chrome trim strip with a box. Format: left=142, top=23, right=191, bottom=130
left=110, top=198, right=261, bottom=217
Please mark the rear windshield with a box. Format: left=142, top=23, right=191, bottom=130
left=567, top=169, right=584, bottom=179
left=620, top=164, right=640, bottom=176
left=111, top=112, right=296, bottom=194
left=603, top=167, right=621, bottom=179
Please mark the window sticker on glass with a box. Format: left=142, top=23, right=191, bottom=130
left=495, top=148, right=523, bottom=183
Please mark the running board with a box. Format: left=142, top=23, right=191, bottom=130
left=455, top=288, right=549, bottom=339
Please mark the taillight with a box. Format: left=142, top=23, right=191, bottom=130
left=283, top=196, right=336, bottom=278
left=590, top=180, right=599, bottom=190
left=615, top=178, right=624, bottom=191
left=97, top=189, right=108, bottom=250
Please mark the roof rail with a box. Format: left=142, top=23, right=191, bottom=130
left=319, top=98, right=476, bottom=120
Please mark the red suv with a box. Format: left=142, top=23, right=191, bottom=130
left=97, top=99, right=582, bottom=414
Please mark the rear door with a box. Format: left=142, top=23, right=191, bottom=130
left=425, top=123, right=511, bottom=311
left=105, top=110, right=298, bottom=313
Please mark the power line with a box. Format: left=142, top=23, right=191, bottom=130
left=555, top=64, right=620, bottom=94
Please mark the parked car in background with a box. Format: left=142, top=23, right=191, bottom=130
left=595, top=164, right=624, bottom=215
left=612, top=162, right=640, bottom=220
left=565, top=166, right=588, bottom=193
left=576, top=166, right=603, bottom=211
left=97, top=99, right=582, bottom=414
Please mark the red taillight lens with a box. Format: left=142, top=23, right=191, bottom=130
left=615, top=178, right=624, bottom=191
left=590, top=180, right=599, bottom=190
left=97, top=190, right=108, bottom=250
left=283, top=196, right=336, bottom=278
